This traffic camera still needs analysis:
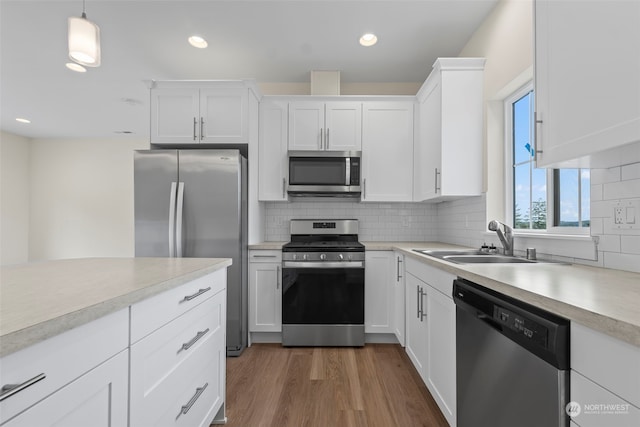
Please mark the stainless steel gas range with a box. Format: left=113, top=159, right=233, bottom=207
left=281, top=219, right=365, bottom=347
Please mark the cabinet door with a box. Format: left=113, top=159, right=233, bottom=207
left=415, top=78, right=442, bottom=200
left=426, top=285, right=456, bottom=426
left=249, top=261, right=282, bottom=332
left=364, top=251, right=394, bottom=334
left=4, top=351, right=128, bottom=427
left=405, top=273, right=428, bottom=383
left=535, top=0, right=640, bottom=168
left=325, top=102, right=362, bottom=151
left=259, top=100, right=288, bottom=201
left=288, top=101, right=325, bottom=150
left=393, top=252, right=405, bottom=346
left=200, top=87, right=248, bottom=143
left=151, top=88, right=200, bottom=144
left=362, top=102, right=414, bottom=201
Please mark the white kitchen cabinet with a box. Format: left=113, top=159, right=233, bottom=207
left=364, top=251, right=395, bottom=334
left=393, top=251, right=405, bottom=346
left=2, top=351, right=129, bottom=427
left=414, top=58, right=484, bottom=201
left=129, top=269, right=227, bottom=426
left=405, top=272, right=428, bottom=384
left=570, top=322, right=640, bottom=427
left=405, top=257, right=457, bottom=426
left=361, top=101, right=414, bottom=202
left=288, top=101, right=362, bottom=151
left=151, top=81, right=249, bottom=144
left=0, top=309, right=129, bottom=426
left=534, top=0, right=640, bottom=168
left=258, top=99, right=288, bottom=201
left=248, top=250, right=282, bottom=333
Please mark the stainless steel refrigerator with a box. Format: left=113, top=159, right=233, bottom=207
left=134, top=149, right=247, bottom=356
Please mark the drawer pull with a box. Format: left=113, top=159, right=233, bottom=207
left=179, top=328, right=210, bottom=353
left=252, top=255, right=277, bottom=258
left=176, top=382, right=208, bottom=419
left=180, top=287, right=211, bottom=303
left=0, top=373, right=46, bottom=402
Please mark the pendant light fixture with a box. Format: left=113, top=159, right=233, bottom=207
left=68, top=0, right=101, bottom=67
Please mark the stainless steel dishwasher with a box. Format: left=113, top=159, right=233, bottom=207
left=453, top=278, right=570, bottom=427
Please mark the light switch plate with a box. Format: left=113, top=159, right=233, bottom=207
left=612, top=199, right=639, bottom=230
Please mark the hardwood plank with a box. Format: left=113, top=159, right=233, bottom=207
left=223, top=344, right=449, bottom=427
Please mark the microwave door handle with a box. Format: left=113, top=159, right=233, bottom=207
left=345, top=157, right=351, bottom=185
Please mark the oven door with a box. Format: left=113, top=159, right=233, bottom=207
left=281, top=261, right=365, bottom=346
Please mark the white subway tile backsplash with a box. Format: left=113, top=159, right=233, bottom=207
left=603, top=178, right=640, bottom=200
left=622, top=163, right=640, bottom=181
left=590, top=167, right=621, bottom=185
left=621, top=236, right=640, bottom=254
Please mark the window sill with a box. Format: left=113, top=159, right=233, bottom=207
left=482, top=231, right=598, bottom=261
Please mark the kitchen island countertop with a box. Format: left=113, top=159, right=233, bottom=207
left=0, top=257, right=232, bottom=357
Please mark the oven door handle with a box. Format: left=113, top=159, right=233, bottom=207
left=282, top=261, right=364, bottom=269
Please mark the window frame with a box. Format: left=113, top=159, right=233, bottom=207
left=504, top=82, right=589, bottom=236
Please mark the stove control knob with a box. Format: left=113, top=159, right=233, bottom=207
left=292, top=254, right=297, bottom=261
left=338, top=254, right=344, bottom=260
left=302, top=254, right=308, bottom=261
left=320, top=253, right=327, bottom=260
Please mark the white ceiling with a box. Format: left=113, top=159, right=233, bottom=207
left=1, top=0, right=498, bottom=139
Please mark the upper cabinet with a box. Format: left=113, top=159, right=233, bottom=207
left=288, top=101, right=362, bottom=151
left=361, top=101, right=414, bottom=202
left=414, top=58, right=485, bottom=202
left=258, top=99, right=288, bottom=201
left=534, top=0, right=640, bottom=168
left=150, top=81, right=250, bottom=144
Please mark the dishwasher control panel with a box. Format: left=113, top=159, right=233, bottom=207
left=494, top=306, right=549, bottom=348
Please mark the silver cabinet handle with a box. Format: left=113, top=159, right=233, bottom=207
left=193, top=117, right=197, bottom=141
left=282, top=177, right=286, bottom=198
left=396, top=257, right=403, bottom=281
left=176, top=182, right=185, bottom=258
left=200, top=117, right=205, bottom=140
left=253, top=255, right=277, bottom=258
left=420, top=288, right=427, bottom=322
left=168, top=182, right=178, bottom=258
left=276, top=265, right=281, bottom=289
left=176, top=383, right=208, bottom=420
left=179, top=287, right=211, bottom=303
left=0, top=373, right=46, bottom=402
left=363, top=179, right=367, bottom=199
left=534, top=112, right=543, bottom=162
left=326, top=128, right=330, bottom=149
left=320, top=128, right=323, bottom=149
left=434, top=168, right=441, bottom=193
left=416, top=284, right=421, bottom=319
left=178, top=328, right=210, bottom=353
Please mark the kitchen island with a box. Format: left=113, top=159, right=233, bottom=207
left=0, top=257, right=231, bottom=426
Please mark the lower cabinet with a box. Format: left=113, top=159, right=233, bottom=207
left=3, top=351, right=129, bottom=427
left=405, top=257, right=456, bottom=426
left=570, top=322, right=640, bottom=427
left=248, top=250, right=282, bottom=333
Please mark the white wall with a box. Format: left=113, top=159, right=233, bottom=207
left=1, top=131, right=31, bottom=265
left=28, top=137, right=149, bottom=261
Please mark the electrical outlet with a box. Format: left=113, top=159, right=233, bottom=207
left=615, top=207, right=625, bottom=224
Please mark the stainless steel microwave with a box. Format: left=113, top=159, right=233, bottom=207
left=287, top=151, right=361, bottom=197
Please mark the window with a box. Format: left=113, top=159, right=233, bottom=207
left=506, top=83, right=590, bottom=233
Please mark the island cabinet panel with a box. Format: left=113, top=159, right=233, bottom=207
left=130, top=289, right=226, bottom=427
left=0, top=309, right=129, bottom=425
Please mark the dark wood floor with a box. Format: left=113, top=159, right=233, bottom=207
left=224, top=343, right=449, bottom=427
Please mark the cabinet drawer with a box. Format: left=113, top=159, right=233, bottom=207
left=249, top=250, right=282, bottom=263
left=0, top=309, right=128, bottom=424
left=130, top=290, right=226, bottom=426
left=405, top=257, right=456, bottom=298
left=571, top=322, right=640, bottom=407
left=131, top=269, right=226, bottom=343
left=571, top=370, right=640, bottom=427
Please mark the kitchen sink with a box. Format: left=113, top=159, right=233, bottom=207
left=413, top=249, right=537, bottom=264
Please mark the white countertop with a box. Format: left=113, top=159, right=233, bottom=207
left=0, top=257, right=232, bottom=357
left=252, top=240, right=640, bottom=346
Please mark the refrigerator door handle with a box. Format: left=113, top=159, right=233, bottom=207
left=168, top=182, right=178, bottom=257
left=176, top=182, right=185, bottom=257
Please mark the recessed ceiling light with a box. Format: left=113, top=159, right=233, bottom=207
left=16, top=118, right=31, bottom=124
left=188, top=35, right=208, bottom=48
left=66, top=62, right=87, bottom=72
left=359, top=33, right=378, bottom=47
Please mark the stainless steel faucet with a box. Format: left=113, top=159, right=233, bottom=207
left=488, top=220, right=513, bottom=256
